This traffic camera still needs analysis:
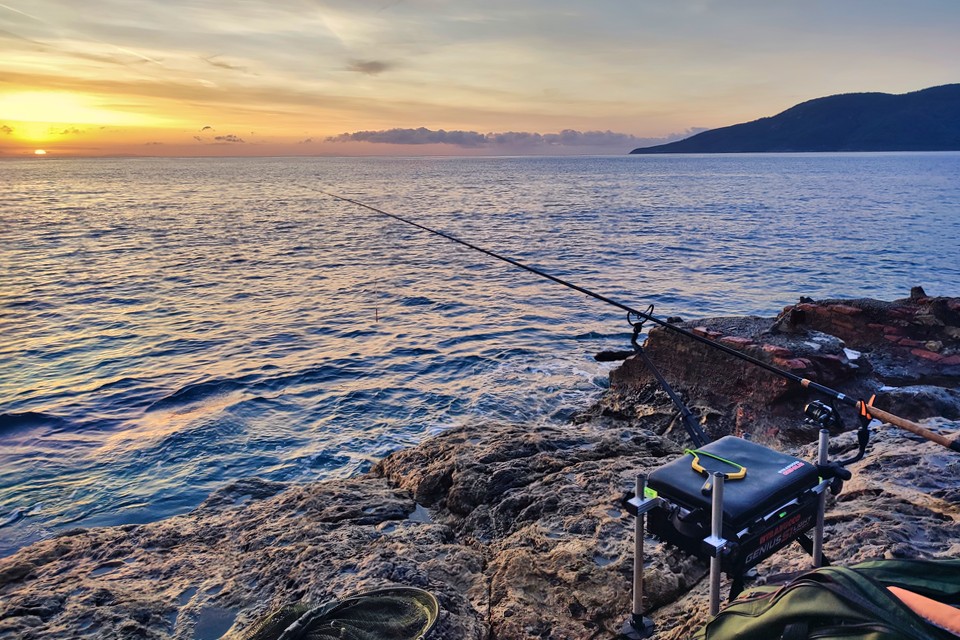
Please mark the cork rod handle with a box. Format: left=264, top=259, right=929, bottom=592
left=861, top=402, right=960, bottom=453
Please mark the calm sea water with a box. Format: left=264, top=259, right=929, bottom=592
left=1, top=153, right=959, bottom=556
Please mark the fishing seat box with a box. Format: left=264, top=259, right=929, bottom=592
left=646, top=436, right=821, bottom=574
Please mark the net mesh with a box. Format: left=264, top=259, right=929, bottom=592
left=238, top=588, right=439, bottom=640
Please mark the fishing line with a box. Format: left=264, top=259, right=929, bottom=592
left=315, top=189, right=830, bottom=390
left=314, top=187, right=959, bottom=453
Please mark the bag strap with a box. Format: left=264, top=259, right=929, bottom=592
left=780, top=621, right=809, bottom=640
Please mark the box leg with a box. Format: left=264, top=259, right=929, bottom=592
left=813, top=428, right=829, bottom=567
left=622, top=475, right=655, bottom=638
left=709, top=472, right=725, bottom=616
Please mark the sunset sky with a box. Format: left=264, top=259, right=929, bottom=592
left=1, top=0, right=958, bottom=157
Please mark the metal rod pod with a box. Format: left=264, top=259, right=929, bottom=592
left=813, top=428, right=829, bottom=567
left=622, top=474, right=655, bottom=639
left=633, top=474, right=646, bottom=617
left=709, top=471, right=725, bottom=616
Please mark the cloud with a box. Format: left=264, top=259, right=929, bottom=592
left=201, top=56, right=248, bottom=73
left=326, top=127, right=706, bottom=149
left=144, top=141, right=164, bottom=145
left=377, top=0, right=405, bottom=12
left=346, top=59, right=393, bottom=75
left=57, top=127, right=84, bottom=135
left=71, top=51, right=152, bottom=67
left=299, top=138, right=314, bottom=144
left=327, top=127, right=486, bottom=146
left=193, top=128, right=245, bottom=144
left=1, top=125, right=12, bottom=135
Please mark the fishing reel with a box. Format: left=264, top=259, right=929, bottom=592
left=803, top=400, right=840, bottom=428
left=803, top=398, right=870, bottom=495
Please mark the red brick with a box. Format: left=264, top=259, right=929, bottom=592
left=829, top=304, right=862, bottom=316
left=774, top=357, right=813, bottom=370
left=830, top=318, right=856, bottom=331
left=692, top=327, right=723, bottom=339
left=941, top=355, right=960, bottom=366
left=884, top=335, right=902, bottom=343
left=900, top=338, right=926, bottom=348
left=762, top=344, right=793, bottom=358
left=881, top=325, right=905, bottom=335
left=947, top=300, right=960, bottom=312
left=817, top=354, right=845, bottom=363
left=911, top=349, right=944, bottom=362
left=719, top=336, right=754, bottom=348
left=888, top=306, right=916, bottom=319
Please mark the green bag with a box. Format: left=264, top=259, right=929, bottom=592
left=693, top=559, right=960, bottom=640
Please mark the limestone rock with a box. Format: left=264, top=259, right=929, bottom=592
left=1, top=294, right=958, bottom=640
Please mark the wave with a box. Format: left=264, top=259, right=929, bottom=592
left=259, top=360, right=368, bottom=391
left=0, top=510, right=24, bottom=529
left=147, top=360, right=374, bottom=412
left=398, top=295, right=435, bottom=307
left=572, top=330, right=625, bottom=341
left=5, top=299, right=55, bottom=310
left=145, top=378, right=252, bottom=412
left=0, top=411, right=67, bottom=432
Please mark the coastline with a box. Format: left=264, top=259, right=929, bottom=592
left=1, top=293, right=958, bottom=639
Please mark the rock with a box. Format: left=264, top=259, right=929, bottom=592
left=607, top=316, right=868, bottom=444
left=0, top=477, right=488, bottom=639
left=772, top=292, right=960, bottom=384
left=872, top=386, right=960, bottom=420
left=0, top=561, right=34, bottom=586
left=0, top=294, right=957, bottom=640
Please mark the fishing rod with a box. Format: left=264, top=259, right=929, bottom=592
left=317, top=188, right=960, bottom=453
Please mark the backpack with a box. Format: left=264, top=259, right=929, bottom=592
left=693, top=559, right=960, bottom=640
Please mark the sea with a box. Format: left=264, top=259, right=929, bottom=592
left=2, top=153, right=959, bottom=557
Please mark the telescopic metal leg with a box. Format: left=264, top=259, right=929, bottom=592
left=621, top=475, right=655, bottom=639
left=813, top=428, right=829, bottom=567
left=708, top=472, right=726, bottom=616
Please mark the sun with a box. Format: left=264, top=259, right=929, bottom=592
left=34, top=149, right=47, bottom=155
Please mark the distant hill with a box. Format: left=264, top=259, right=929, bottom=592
left=630, top=84, right=960, bottom=154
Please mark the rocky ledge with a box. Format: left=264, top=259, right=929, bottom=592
left=1, top=292, right=959, bottom=639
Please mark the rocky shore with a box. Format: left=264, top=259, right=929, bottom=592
left=1, top=292, right=958, bottom=639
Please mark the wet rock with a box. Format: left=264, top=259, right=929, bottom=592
left=197, top=478, right=290, bottom=513
left=0, top=478, right=487, bottom=639
left=0, top=561, right=34, bottom=586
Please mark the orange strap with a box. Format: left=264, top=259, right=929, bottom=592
left=888, top=586, right=960, bottom=637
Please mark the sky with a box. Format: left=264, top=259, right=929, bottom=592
left=1, top=0, right=958, bottom=157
